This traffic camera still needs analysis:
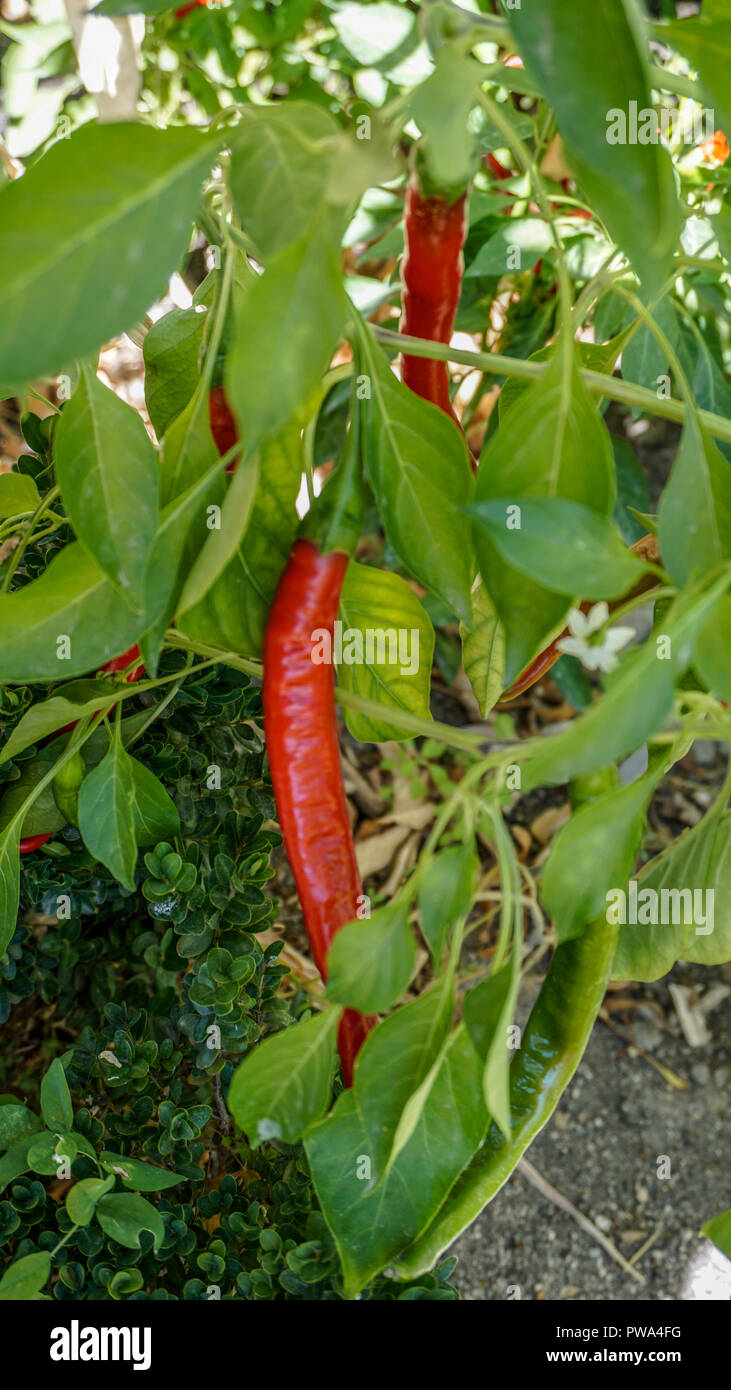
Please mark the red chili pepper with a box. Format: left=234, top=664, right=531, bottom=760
left=400, top=177, right=468, bottom=426
left=208, top=386, right=239, bottom=473
left=486, top=152, right=513, bottom=181
left=19, top=833, right=53, bottom=855
left=263, top=539, right=376, bottom=1085
left=101, top=644, right=145, bottom=681
left=174, top=0, right=205, bottom=16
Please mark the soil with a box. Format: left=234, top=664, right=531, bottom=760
left=451, top=958, right=731, bottom=1302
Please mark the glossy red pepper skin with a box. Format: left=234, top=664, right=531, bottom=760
left=19, top=833, right=53, bottom=855
left=208, top=387, right=239, bottom=473
left=174, top=0, right=205, bottom=16
left=400, top=178, right=468, bottom=425
left=262, top=539, right=376, bottom=1085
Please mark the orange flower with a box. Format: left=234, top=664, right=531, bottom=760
left=699, top=130, right=729, bottom=164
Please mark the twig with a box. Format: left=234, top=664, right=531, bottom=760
left=628, top=1223, right=664, bottom=1268
left=213, top=1072, right=230, bottom=1136
left=518, top=1158, right=646, bottom=1284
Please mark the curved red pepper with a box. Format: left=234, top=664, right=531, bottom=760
left=400, top=178, right=468, bottom=426
left=263, top=539, right=376, bottom=1085
left=19, top=833, right=53, bottom=855
left=208, top=387, right=239, bottom=473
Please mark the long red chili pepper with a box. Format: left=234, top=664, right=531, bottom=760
left=208, top=386, right=239, bottom=473
left=18, top=644, right=144, bottom=855
left=400, top=177, right=468, bottom=425
left=263, top=539, right=376, bottom=1085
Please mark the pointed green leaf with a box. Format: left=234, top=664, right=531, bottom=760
left=54, top=362, right=159, bottom=607
left=228, top=1008, right=341, bottom=1146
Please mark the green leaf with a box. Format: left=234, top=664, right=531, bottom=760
left=0, top=543, right=145, bottom=683
left=658, top=420, right=731, bottom=586
left=179, top=424, right=302, bottom=658
left=336, top=561, right=435, bottom=742
left=702, top=1207, right=731, bottom=1261
left=541, top=764, right=662, bottom=942
left=356, top=321, right=474, bottom=627
left=460, top=578, right=505, bottom=718
left=228, top=1007, right=341, bottom=1146
left=407, top=47, right=481, bottom=194
left=622, top=295, right=679, bottom=397
left=65, top=1176, right=114, bottom=1226
left=305, top=1025, right=486, bottom=1297
left=0, top=470, right=40, bottom=517
left=326, top=900, right=418, bottom=1014
left=0, top=819, right=22, bottom=958
left=0, top=680, right=119, bottom=767
left=139, top=445, right=230, bottom=671
left=466, top=218, right=554, bottom=277
left=0, top=1104, right=42, bottom=1152
left=40, top=1058, right=73, bottom=1132
left=177, top=457, right=259, bottom=617
left=98, top=1152, right=184, bottom=1191
left=159, top=386, right=219, bottom=508
left=507, top=0, right=678, bottom=293
left=522, top=572, right=730, bottom=790
left=353, top=978, right=455, bottom=1174
left=0, top=122, right=219, bottom=389
left=471, top=497, right=647, bottom=600
left=0, top=751, right=66, bottom=840
left=143, top=302, right=208, bottom=439
left=612, top=808, right=731, bottom=982
left=0, top=1251, right=50, bottom=1300
left=229, top=103, right=343, bottom=258
left=498, top=337, right=626, bottom=421
left=417, top=844, right=477, bottom=967
left=227, top=212, right=347, bottom=454
left=475, top=347, right=615, bottom=680
left=694, top=596, right=731, bottom=701
left=77, top=727, right=137, bottom=890
left=0, top=1136, right=34, bottom=1192
left=462, top=947, right=521, bottom=1140
left=96, top=1192, right=165, bottom=1252
left=612, top=435, right=651, bottom=544
left=54, top=362, right=159, bottom=607
left=129, top=759, right=180, bottom=846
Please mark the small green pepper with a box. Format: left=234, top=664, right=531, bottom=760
left=52, top=751, right=86, bottom=827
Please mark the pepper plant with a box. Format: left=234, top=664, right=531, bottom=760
left=1, top=0, right=730, bottom=1300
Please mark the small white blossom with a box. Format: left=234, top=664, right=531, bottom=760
left=557, top=603, right=634, bottom=674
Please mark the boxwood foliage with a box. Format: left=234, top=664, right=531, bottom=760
left=0, top=660, right=457, bottom=1300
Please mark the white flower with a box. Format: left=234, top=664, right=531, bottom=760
left=556, top=603, right=634, bottom=674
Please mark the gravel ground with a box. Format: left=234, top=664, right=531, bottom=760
left=451, top=962, right=731, bottom=1302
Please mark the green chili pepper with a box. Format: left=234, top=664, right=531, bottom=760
left=393, top=768, right=621, bottom=1280
left=52, top=750, right=85, bottom=827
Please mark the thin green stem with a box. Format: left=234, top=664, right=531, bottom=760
left=369, top=325, right=731, bottom=444
left=1, top=484, right=61, bottom=594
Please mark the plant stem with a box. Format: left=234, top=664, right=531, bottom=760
left=0, top=484, right=61, bottom=594
left=369, top=325, right=731, bottom=444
